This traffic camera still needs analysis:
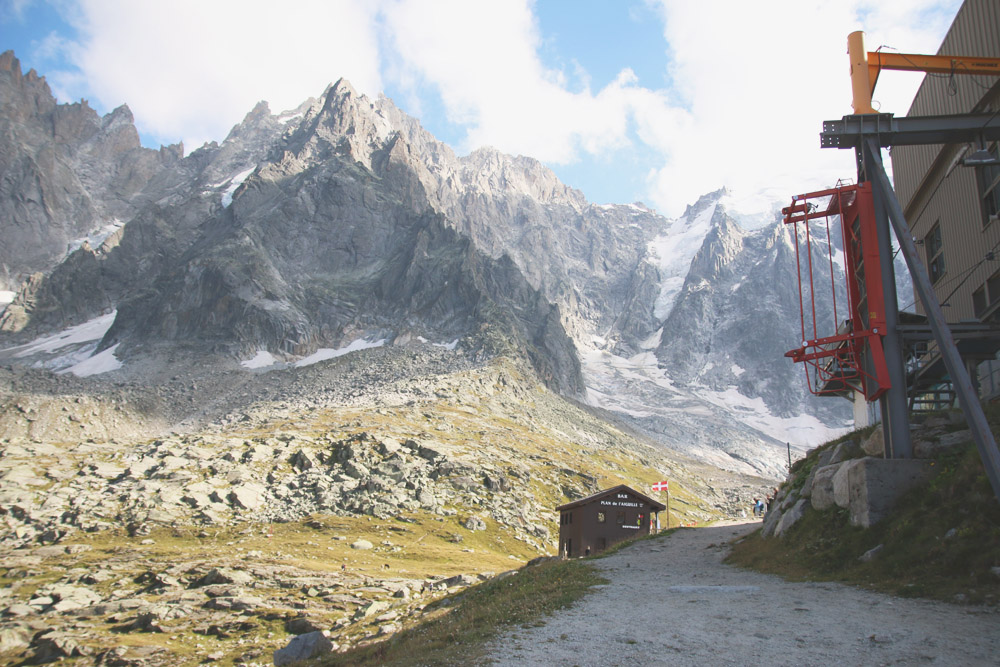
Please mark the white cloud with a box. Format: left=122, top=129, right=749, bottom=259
left=382, top=0, right=636, bottom=162
left=378, top=0, right=962, bottom=216
left=637, top=0, right=963, bottom=215
left=31, top=29, right=72, bottom=62
left=51, top=0, right=963, bottom=214
left=62, top=0, right=383, bottom=149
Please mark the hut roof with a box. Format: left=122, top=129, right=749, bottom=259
left=556, top=483, right=666, bottom=512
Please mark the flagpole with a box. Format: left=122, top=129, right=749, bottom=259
left=653, top=480, right=670, bottom=530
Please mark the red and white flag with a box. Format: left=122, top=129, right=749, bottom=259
left=652, top=480, right=669, bottom=492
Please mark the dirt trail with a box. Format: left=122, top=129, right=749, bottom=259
left=486, top=521, right=1000, bottom=666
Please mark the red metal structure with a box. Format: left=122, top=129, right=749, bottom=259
left=782, top=181, right=890, bottom=400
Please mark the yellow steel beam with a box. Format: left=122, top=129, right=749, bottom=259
left=848, top=31, right=1000, bottom=115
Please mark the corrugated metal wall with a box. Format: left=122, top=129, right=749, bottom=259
left=889, top=0, right=1000, bottom=321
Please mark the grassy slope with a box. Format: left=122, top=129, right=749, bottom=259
left=321, top=528, right=683, bottom=666
left=0, top=360, right=726, bottom=665
left=321, top=558, right=606, bottom=667
left=727, top=410, right=1000, bottom=605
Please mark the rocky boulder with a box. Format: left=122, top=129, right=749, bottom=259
left=809, top=463, right=843, bottom=511
left=773, top=499, right=807, bottom=537
left=273, top=630, right=335, bottom=666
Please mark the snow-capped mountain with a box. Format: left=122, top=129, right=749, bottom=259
left=0, top=51, right=855, bottom=477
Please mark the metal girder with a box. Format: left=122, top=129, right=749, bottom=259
left=821, top=113, right=1000, bottom=149
left=863, top=137, right=1000, bottom=502
left=898, top=322, right=1000, bottom=342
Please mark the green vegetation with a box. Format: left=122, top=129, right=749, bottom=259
left=728, top=414, right=1000, bottom=605
left=0, top=358, right=721, bottom=664
left=322, top=558, right=605, bottom=666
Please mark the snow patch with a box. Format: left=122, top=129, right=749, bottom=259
left=7, top=312, right=116, bottom=357
left=63, top=344, right=122, bottom=377
left=731, top=364, right=745, bottom=377
left=277, top=112, right=303, bottom=124
left=696, top=385, right=847, bottom=447
left=649, top=201, right=717, bottom=319
left=241, top=350, right=278, bottom=369
left=0, top=312, right=122, bottom=377
left=0, top=291, right=14, bottom=307
left=580, top=345, right=677, bottom=415
left=221, top=167, right=256, bottom=207
left=66, top=219, right=123, bottom=255
left=639, top=328, right=663, bottom=350
left=718, top=191, right=783, bottom=230
left=432, top=339, right=459, bottom=350
left=294, top=338, right=385, bottom=368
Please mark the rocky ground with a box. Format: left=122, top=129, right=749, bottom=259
left=0, top=347, right=775, bottom=664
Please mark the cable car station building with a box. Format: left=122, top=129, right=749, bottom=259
left=556, top=485, right=665, bottom=558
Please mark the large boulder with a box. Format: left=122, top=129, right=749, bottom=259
left=799, top=448, right=835, bottom=498
left=273, top=631, right=334, bottom=666
left=761, top=505, right=783, bottom=537
left=831, top=459, right=861, bottom=509
left=861, top=429, right=884, bottom=457
left=194, top=567, right=254, bottom=588
left=0, top=627, right=29, bottom=651
left=809, top=463, right=843, bottom=511
left=462, top=516, right=487, bottom=531
left=847, top=459, right=935, bottom=527
left=828, top=439, right=861, bottom=465
left=773, top=499, right=807, bottom=537
left=229, top=483, right=267, bottom=510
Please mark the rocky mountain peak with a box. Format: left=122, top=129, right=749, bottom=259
left=459, top=147, right=585, bottom=209
left=0, top=50, right=56, bottom=120
left=277, top=77, right=400, bottom=173
left=686, top=204, right=745, bottom=280
left=0, top=50, right=176, bottom=297
left=680, top=187, right=727, bottom=220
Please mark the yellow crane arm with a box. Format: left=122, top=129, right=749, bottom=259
left=848, top=31, right=1000, bottom=115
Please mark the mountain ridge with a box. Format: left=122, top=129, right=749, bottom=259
left=0, top=52, right=852, bottom=476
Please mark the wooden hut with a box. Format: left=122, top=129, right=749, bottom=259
left=556, top=484, right=666, bottom=558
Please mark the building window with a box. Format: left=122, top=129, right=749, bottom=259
left=974, top=285, right=987, bottom=318
left=988, top=269, right=1000, bottom=309
left=597, top=511, right=605, bottom=523
left=925, top=223, right=945, bottom=283
left=977, top=143, right=1000, bottom=226
left=978, top=268, right=1000, bottom=320
left=616, top=511, right=626, bottom=525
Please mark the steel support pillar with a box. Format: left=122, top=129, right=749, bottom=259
left=864, top=137, right=1000, bottom=501
left=861, top=141, right=912, bottom=458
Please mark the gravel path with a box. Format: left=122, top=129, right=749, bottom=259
left=485, top=520, right=1000, bottom=666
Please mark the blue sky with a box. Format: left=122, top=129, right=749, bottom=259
left=2, top=0, right=964, bottom=217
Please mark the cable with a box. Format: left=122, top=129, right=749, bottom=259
left=941, top=238, right=1000, bottom=304
left=899, top=237, right=1000, bottom=312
